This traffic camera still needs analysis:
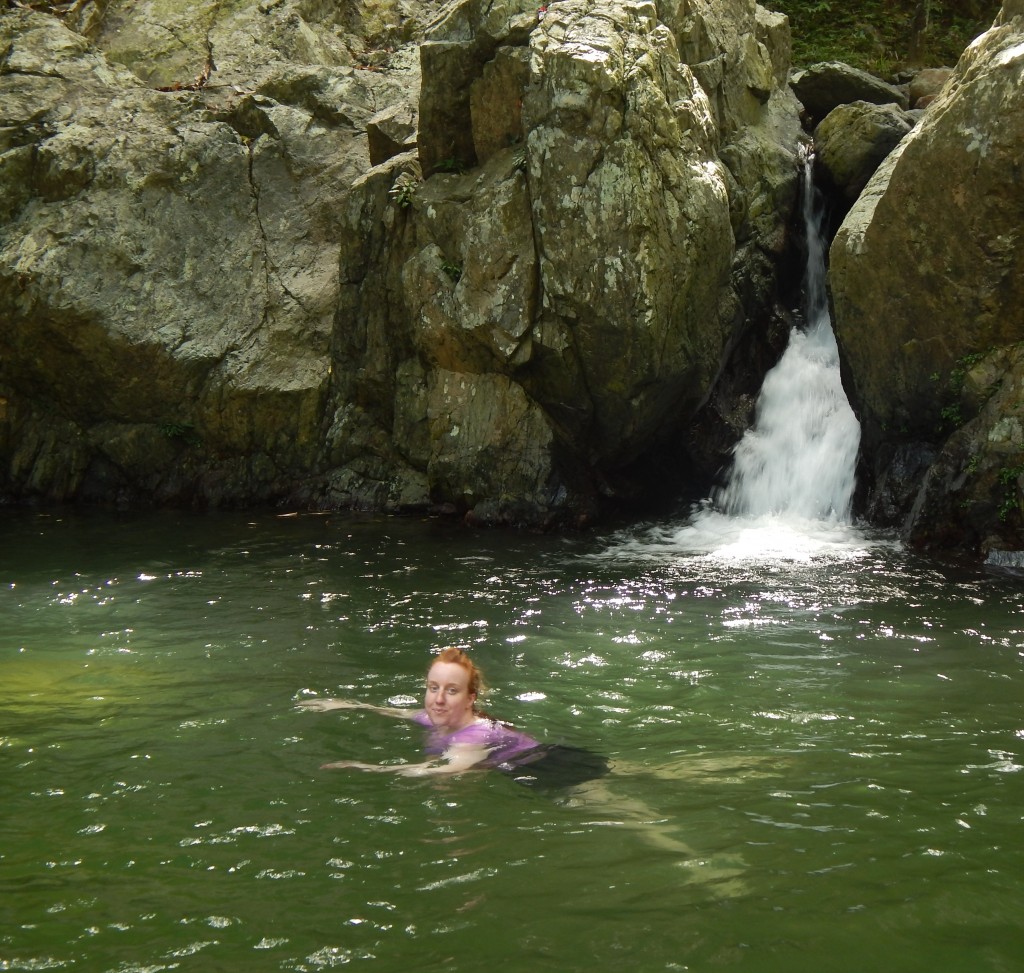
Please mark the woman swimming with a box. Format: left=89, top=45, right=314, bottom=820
left=300, top=649, right=751, bottom=887
left=298, top=647, right=608, bottom=785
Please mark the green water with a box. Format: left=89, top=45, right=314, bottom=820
left=3, top=509, right=1023, bottom=972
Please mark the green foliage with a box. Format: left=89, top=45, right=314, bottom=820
left=997, top=464, right=1024, bottom=522
left=939, top=402, right=963, bottom=428
left=159, top=421, right=200, bottom=447
left=947, top=351, right=985, bottom=396
left=432, top=157, right=467, bottom=175
left=997, top=465, right=1023, bottom=486
left=441, top=260, right=463, bottom=283
left=936, top=351, right=990, bottom=433
left=388, top=172, right=419, bottom=209
left=769, top=0, right=999, bottom=71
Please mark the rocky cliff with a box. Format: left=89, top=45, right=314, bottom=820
left=7, top=0, right=1018, bottom=556
left=0, top=0, right=802, bottom=524
left=829, top=0, right=1024, bottom=558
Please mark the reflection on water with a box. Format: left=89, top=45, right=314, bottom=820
left=2, top=509, right=1024, bottom=972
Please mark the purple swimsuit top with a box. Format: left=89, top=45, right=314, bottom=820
left=413, top=711, right=542, bottom=768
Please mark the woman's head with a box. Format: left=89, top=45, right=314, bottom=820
left=432, top=647, right=485, bottom=695
left=423, top=648, right=485, bottom=731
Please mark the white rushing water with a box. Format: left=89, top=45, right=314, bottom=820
left=715, top=145, right=860, bottom=523
left=608, top=146, right=866, bottom=563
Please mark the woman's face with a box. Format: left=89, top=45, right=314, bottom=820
left=424, top=661, right=477, bottom=731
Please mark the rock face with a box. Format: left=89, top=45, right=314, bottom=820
left=0, top=3, right=415, bottom=506
left=830, top=1, right=1024, bottom=555
left=0, top=0, right=804, bottom=524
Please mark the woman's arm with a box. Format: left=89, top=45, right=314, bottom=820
left=321, top=743, right=491, bottom=777
left=297, top=698, right=418, bottom=720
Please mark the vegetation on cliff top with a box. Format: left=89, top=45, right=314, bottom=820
left=769, top=0, right=1000, bottom=73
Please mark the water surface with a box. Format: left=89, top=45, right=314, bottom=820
left=3, top=509, right=1024, bottom=972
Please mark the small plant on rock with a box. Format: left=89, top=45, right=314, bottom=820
left=937, top=351, right=989, bottom=433
left=997, top=463, right=1024, bottom=522
left=389, top=172, right=420, bottom=209
left=939, top=402, right=963, bottom=428
left=441, top=260, right=463, bottom=283
left=159, top=421, right=201, bottom=447
left=433, top=156, right=467, bottom=175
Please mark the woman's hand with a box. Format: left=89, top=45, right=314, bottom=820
left=297, top=699, right=364, bottom=713
left=320, top=759, right=390, bottom=771
left=297, top=699, right=417, bottom=719
left=320, top=745, right=490, bottom=776
left=320, top=759, right=434, bottom=774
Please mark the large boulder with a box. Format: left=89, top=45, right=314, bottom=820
left=65, top=0, right=435, bottom=89
left=830, top=1, right=1024, bottom=555
left=521, top=1, right=735, bottom=460
left=791, top=60, right=909, bottom=123
left=814, top=100, right=916, bottom=200
left=899, top=345, right=1024, bottom=551
left=661, top=0, right=806, bottom=466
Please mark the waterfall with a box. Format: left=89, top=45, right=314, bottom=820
left=601, top=146, right=869, bottom=563
left=714, top=145, right=860, bottom=523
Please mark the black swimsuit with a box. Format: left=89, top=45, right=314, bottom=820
left=501, top=744, right=611, bottom=789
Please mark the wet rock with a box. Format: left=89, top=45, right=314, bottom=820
left=425, top=370, right=559, bottom=525
left=898, top=345, right=1024, bottom=553
left=864, top=442, right=936, bottom=527
left=984, top=548, right=1024, bottom=571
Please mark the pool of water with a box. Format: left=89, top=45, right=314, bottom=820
left=3, top=508, right=1024, bottom=972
